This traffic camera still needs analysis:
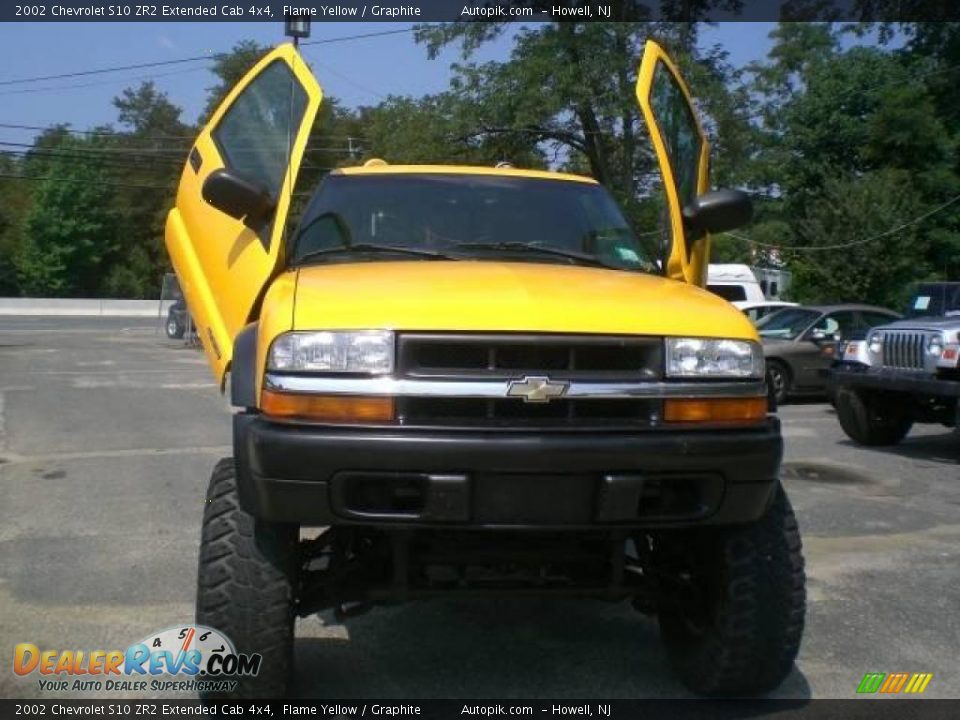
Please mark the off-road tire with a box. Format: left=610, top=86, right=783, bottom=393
left=835, top=387, right=913, bottom=446
left=196, top=458, right=299, bottom=698
left=765, top=359, right=791, bottom=406
left=657, top=485, right=806, bottom=697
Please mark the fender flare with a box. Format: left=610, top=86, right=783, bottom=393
left=230, top=322, right=259, bottom=409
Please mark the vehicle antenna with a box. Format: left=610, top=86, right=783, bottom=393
left=281, top=17, right=311, bottom=248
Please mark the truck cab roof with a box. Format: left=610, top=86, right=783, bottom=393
left=330, top=163, right=599, bottom=185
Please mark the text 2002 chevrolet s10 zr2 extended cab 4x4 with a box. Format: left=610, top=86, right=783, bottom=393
left=165, top=41, right=804, bottom=698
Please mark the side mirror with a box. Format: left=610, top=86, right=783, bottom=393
left=807, top=328, right=843, bottom=343
left=682, top=189, right=753, bottom=238
left=202, top=169, right=275, bottom=228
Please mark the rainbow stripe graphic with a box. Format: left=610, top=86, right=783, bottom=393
left=857, top=672, right=933, bottom=695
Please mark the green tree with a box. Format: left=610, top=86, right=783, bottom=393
left=201, top=40, right=270, bottom=121
left=358, top=92, right=543, bottom=166
left=787, top=171, right=931, bottom=307
left=0, top=153, right=33, bottom=295
left=412, top=21, right=757, bottom=236
left=747, top=23, right=960, bottom=293
left=16, top=138, right=119, bottom=297
left=107, top=81, right=190, bottom=297
left=115, top=82, right=185, bottom=136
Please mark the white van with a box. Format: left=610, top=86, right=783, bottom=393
left=707, top=264, right=766, bottom=305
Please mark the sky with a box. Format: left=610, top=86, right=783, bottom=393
left=0, top=21, right=779, bottom=147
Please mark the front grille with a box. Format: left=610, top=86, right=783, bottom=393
left=879, top=330, right=927, bottom=370
left=395, top=333, right=662, bottom=429
left=397, top=333, right=662, bottom=380
left=397, top=397, right=660, bottom=429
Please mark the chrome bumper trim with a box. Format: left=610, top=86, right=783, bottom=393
left=263, top=374, right=766, bottom=399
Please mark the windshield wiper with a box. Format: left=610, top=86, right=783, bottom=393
left=455, top=242, right=611, bottom=268
left=298, top=243, right=454, bottom=263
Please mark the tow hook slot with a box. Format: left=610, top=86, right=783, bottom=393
left=331, top=472, right=470, bottom=522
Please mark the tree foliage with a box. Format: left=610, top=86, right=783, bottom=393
left=1, top=22, right=958, bottom=302
left=16, top=137, right=119, bottom=296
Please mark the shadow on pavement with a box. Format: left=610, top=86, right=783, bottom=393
left=291, top=597, right=812, bottom=700
left=838, top=431, right=959, bottom=465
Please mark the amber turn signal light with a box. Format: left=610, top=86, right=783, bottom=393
left=261, top=390, right=395, bottom=424
left=664, top=396, right=767, bottom=424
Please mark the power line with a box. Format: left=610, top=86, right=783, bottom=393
left=307, top=57, right=387, bottom=101
left=0, top=148, right=184, bottom=170
left=732, top=193, right=960, bottom=252
left=0, top=67, right=210, bottom=97
left=0, top=28, right=414, bottom=88
left=0, top=139, right=357, bottom=155
left=0, top=122, right=192, bottom=141
left=0, top=140, right=187, bottom=156
left=0, top=122, right=369, bottom=147
left=0, top=171, right=175, bottom=190
left=0, top=149, right=185, bottom=171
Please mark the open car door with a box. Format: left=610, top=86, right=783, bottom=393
left=165, top=44, right=322, bottom=382
left=636, top=40, right=712, bottom=287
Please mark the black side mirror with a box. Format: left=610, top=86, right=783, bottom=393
left=682, top=189, right=753, bottom=238
left=202, top=169, right=275, bottom=228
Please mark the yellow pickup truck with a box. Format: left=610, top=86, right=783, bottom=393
left=166, top=40, right=805, bottom=698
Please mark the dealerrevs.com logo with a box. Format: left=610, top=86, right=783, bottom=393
left=13, top=625, right=261, bottom=694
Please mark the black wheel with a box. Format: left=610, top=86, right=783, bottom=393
left=765, top=360, right=790, bottom=406
left=166, top=312, right=185, bottom=339
left=656, top=485, right=806, bottom=696
left=196, top=458, right=299, bottom=698
left=835, top=388, right=913, bottom=446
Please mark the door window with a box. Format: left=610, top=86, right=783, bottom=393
left=650, top=62, right=702, bottom=211
left=213, top=60, right=308, bottom=198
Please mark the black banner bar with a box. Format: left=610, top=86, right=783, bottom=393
left=4, top=0, right=960, bottom=23
left=1, top=700, right=959, bottom=720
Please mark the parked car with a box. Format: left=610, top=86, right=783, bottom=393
left=738, top=300, right=799, bottom=324
left=757, top=304, right=901, bottom=404
left=831, top=315, right=960, bottom=445
left=829, top=282, right=960, bottom=445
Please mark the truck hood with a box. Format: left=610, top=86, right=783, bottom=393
left=292, top=261, right=757, bottom=339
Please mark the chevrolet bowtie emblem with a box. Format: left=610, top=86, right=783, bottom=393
left=506, top=376, right=570, bottom=403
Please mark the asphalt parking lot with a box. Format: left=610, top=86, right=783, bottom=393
left=1, top=316, right=958, bottom=701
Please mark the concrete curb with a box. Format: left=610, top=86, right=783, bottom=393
left=0, top=298, right=170, bottom=317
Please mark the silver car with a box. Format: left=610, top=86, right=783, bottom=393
left=757, top=304, right=901, bottom=404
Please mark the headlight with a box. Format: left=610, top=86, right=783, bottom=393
left=868, top=332, right=883, bottom=355
left=928, top=334, right=944, bottom=357
left=665, top=338, right=763, bottom=378
left=268, top=331, right=394, bottom=374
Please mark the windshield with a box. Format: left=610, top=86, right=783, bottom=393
left=755, top=308, right=820, bottom=340
left=291, top=173, right=655, bottom=272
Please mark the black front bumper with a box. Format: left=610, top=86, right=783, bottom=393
left=233, top=415, right=782, bottom=529
left=829, top=364, right=960, bottom=398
